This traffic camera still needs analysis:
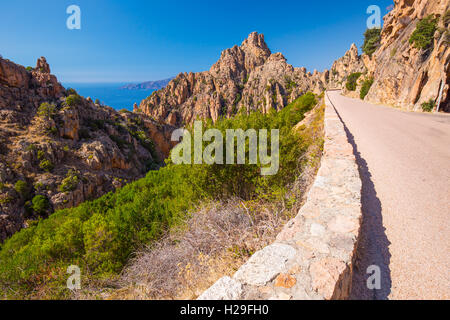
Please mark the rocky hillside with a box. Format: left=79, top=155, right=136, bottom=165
left=0, top=57, right=175, bottom=242
left=136, top=32, right=327, bottom=126
left=330, top=0, right=449, bottom=112
left=328, top=44, right=367, bottom=89
left=366, top=0, right=449, bottom=111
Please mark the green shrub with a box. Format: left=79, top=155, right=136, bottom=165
left=65, top=94, right=82, bottom=107
left=346, top=72, right=362, bottom=91
left=46, top=127, right=58, bottom=136
left=26, top=144, right=37, bottom=152
left=32, top=195, right=49, bottom=215
left=360, top=78, right=374, bottom=100
left=362, top=28, right=381, bottom=56
left=14, top=180, right=29, bottom=197
left=37, top=150, right=45, bottom=160
left=421, top=99, right=436, bottom=112
left=443, top=10, right=450, bottom=26
left=59, top=170, right=80, bottom=193
left=390, top=47, right=397, bottom=57
left=39, top=159, right=54, bottom=172
left=37, top=102, right=57, bottom=119
left=66, top=88, right=77, bottom=95
left=0, top=182, right=5, bottom=191
left=409, top=15, right=438, bottom=50
left=26, top=66, right=33, bottom=72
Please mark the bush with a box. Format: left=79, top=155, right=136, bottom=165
left=65, top=94, right=82, bottom=107
left=39, top=159, right=54, bottom=172
left=26, top=66, right=33, bottom=72
left=444, top=10, right=450, bottom=26
left=362, top=28, right=381, bottom=56
left=346, top=72, right=362, bottom=91
left=14, top=180, right=29, bottom=197
left=409, top=15, right=438, bottom=50
left=32, top=195, right=49, bottom=215
left=66, top=88, right=77, bottom=95
left=360, top=78, right=374, bottom=100
left=59, top=170, right=80, bottom=193
left=37, top=102, right=57, bottom=119
left=421, top=99, right=435, bottom=112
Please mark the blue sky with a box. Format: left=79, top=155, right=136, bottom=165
left=0, top=0, right=394, bottom=83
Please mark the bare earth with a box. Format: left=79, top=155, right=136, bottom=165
left=327, top=91, right=450, bottom=300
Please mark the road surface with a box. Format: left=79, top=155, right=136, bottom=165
left=326, top=91, right=450, bottom=300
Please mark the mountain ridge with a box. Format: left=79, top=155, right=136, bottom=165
left=120, top=77, right=175, bottom=90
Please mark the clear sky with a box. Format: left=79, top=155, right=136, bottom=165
left=1, top=0, right=394, bottom=83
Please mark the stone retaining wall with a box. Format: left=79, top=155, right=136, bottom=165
left=198, top=93, right=362, bottom=300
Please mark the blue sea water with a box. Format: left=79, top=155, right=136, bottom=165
left=62, top=83, right=154, bottom=111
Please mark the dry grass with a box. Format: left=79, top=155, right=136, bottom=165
left=110, top=199, right=284, bottom=299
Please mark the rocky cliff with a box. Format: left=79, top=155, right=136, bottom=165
left=136, top=32, right=327, bottom=126
left=331, top=0, right=449, bottom=112
left=328, top=44, right=366, bottom=90
left=366, top=0, right=449, bottom=112
left=0, top=57, right=175, bottom=242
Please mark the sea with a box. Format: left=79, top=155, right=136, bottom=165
left=62, top=83, right=155, bottom=111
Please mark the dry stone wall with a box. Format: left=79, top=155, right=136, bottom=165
left=198, top=93, right=363, bottom=300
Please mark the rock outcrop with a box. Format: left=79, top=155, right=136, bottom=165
left=0, top=56, right=175, bottom=242
left=332, top=0, right=449, bottom=112
left=365, top=0, right=449, bottom=111
left=136, top=32, right=328, bottom=126
left=328, top=44, right=366, bottom=90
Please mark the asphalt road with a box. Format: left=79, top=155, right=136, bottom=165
left=327, top=91, right=450, bottom=300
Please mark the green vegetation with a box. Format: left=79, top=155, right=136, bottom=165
left=233, top=93, right=242, bottom=107
left=390, top=47, right=397, bottom=57
left=37, top=150, right=45, bottom=160
left=39, top=159, right=54, bottom=172
left=14, top=180, right=29, bottom=198
left=59, top=170, right=80, bottom=193
left=46, top=126, right=58, bottom=136
left=360, top=78, right=374, bottom=100
left=362, top=28, right=381, bottom=56
left=32, top=195, right=49, bottom=215
left=65, top=94, right=82, bottom=107
left=285, top=77, right=297, bottom=91
left=421, top=99, right=436, bottom=112
left=0, top=182, right=4, bottom=191
left=346, top=72, right=362, bottom=91
left=37, top=102, right=57, bottom=119
left=26, top=66, right=33, bottom=72
left=0, top=93, right=319, bottom=299
left=409, top=15, right=438, bottom=50
left=443, top=10, right=450, bottom=26
left=26, top=144, right=37, bottom=152
left=66, top=88, right=78, bottom=95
